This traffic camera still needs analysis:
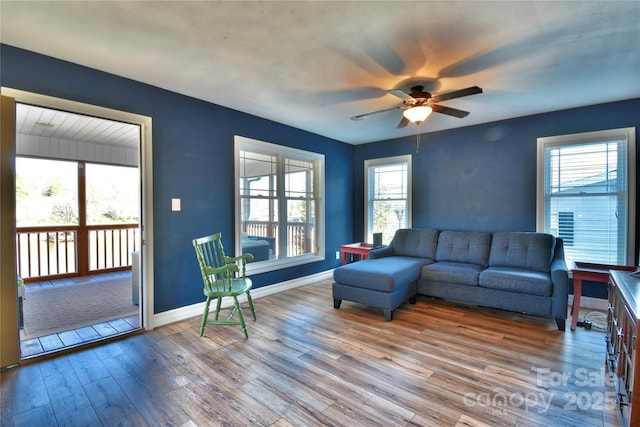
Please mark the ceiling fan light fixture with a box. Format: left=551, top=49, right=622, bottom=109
left=403, top=105, right=432, bottom=124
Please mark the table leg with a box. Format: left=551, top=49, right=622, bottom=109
left=570, top=277, right=582, bottom=331
left=341, top=251, right=347, bottom=265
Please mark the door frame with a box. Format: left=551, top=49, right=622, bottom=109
left=1, top=95, right=20, bottom=368
left=0, top=88, right=154, bottom=365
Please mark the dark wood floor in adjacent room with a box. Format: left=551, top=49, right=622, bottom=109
left=1, top=279, right=618, bottom=426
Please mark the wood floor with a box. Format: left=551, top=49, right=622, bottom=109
left=1, top=278, right=619, bottom=427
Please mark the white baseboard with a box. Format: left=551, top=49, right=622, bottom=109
left=568, top=294, right=608, bottom=311
left=149, top=269, right=334, bottom=330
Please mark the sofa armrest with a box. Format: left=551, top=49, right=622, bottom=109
left=550, top=238, right=569, bottom=319
left=369, top=245, right=394, bottom=259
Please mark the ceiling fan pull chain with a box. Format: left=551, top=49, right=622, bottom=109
left=416, top=129, right=421, bottom=153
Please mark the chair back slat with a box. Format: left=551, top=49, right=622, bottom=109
left=193, top=233, right=231, bottom=293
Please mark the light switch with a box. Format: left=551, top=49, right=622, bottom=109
left=171, top=198, right=181, bottom=211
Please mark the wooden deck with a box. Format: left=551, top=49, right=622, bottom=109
left=2, top=278, right=618, bottom=426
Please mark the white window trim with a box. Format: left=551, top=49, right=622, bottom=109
left=234, top=135, right=325, bottom=275
left=536, top=127, right=636, bottom=266
left=364, top=154, right=412, bottom=243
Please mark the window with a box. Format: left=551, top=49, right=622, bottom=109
left=365, top=155, right=412, bottom=245
left=235, top=136, right=324, bottom=273
left=537, top=128, right=636, bottom=267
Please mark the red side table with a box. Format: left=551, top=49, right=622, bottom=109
left=340, top=243, right=376, bottom=265
left=570, top=262, right=636, bottom=331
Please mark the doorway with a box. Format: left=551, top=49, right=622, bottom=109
left=0, top=89, right=154, bottom=364
left=16, top=157, right=141, bottom=356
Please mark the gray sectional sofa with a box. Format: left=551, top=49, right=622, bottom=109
left=333, top=228, right=569, bottom=330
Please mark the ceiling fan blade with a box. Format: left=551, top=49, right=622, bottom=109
left=432, top=104, right=470, bottom=118
left=388, top=89, right=416, bottom=102
left=431, top=86, right=482, bottom=103
left=396, top=116, right=410, bottom=128
left=350, top=105, right=404, bottom=120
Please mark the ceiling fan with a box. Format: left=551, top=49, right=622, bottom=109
left=351, top=85, right=483, bottom=128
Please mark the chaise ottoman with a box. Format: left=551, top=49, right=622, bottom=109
left=332, top=257, right=430, bottom=321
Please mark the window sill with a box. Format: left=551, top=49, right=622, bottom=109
left=245, top=254, right=325, bottom=275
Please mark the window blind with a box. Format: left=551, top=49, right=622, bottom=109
left=542, top=138, right=629, bottom=266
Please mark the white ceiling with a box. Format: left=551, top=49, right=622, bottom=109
left=1, top=1, right=639, bottom=145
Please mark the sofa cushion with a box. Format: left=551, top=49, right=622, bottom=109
left=390, top=228, right=439, bottom=259
left=435, top=231, right=491, bottom=267
left=479, top=267, right=553, bottom=297
left=333, top=256, right=431, bottom=292
left=489, top=232, right=554, bottom=273
left=421, top=261, right=484, bottom=286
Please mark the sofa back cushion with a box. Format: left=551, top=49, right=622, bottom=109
left=435, top=231, right=492, bottom=267
left=391, top=228, right=439, bottom=259
left=489, top=232, right=554, bottom=273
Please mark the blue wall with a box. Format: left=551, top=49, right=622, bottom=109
left=354, top=98, right=640, bottom=298
left=1, top=45, right=354, bottom=313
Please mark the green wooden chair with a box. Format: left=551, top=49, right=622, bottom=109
left=192, top=233, right=257, bottom=339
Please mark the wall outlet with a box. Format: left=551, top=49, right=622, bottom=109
left=335, top=251, right=340, bottom=260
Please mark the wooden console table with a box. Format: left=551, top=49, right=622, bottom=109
left=340, top=243, right=376, bottom=265
left=570, top=262, right=636, bottom=330
left=607, top=270, right=640, bottom=426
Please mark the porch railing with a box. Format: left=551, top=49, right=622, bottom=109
left=16, top=224, right=139, bottom=281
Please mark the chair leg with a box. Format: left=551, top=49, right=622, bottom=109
left=234, top=296, right=249, bottom=339
left=246, top=291, right=257, bottom=320
left=200, top=297, right=212, bottom=337
left=214, top=296, right=223, bottom=321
